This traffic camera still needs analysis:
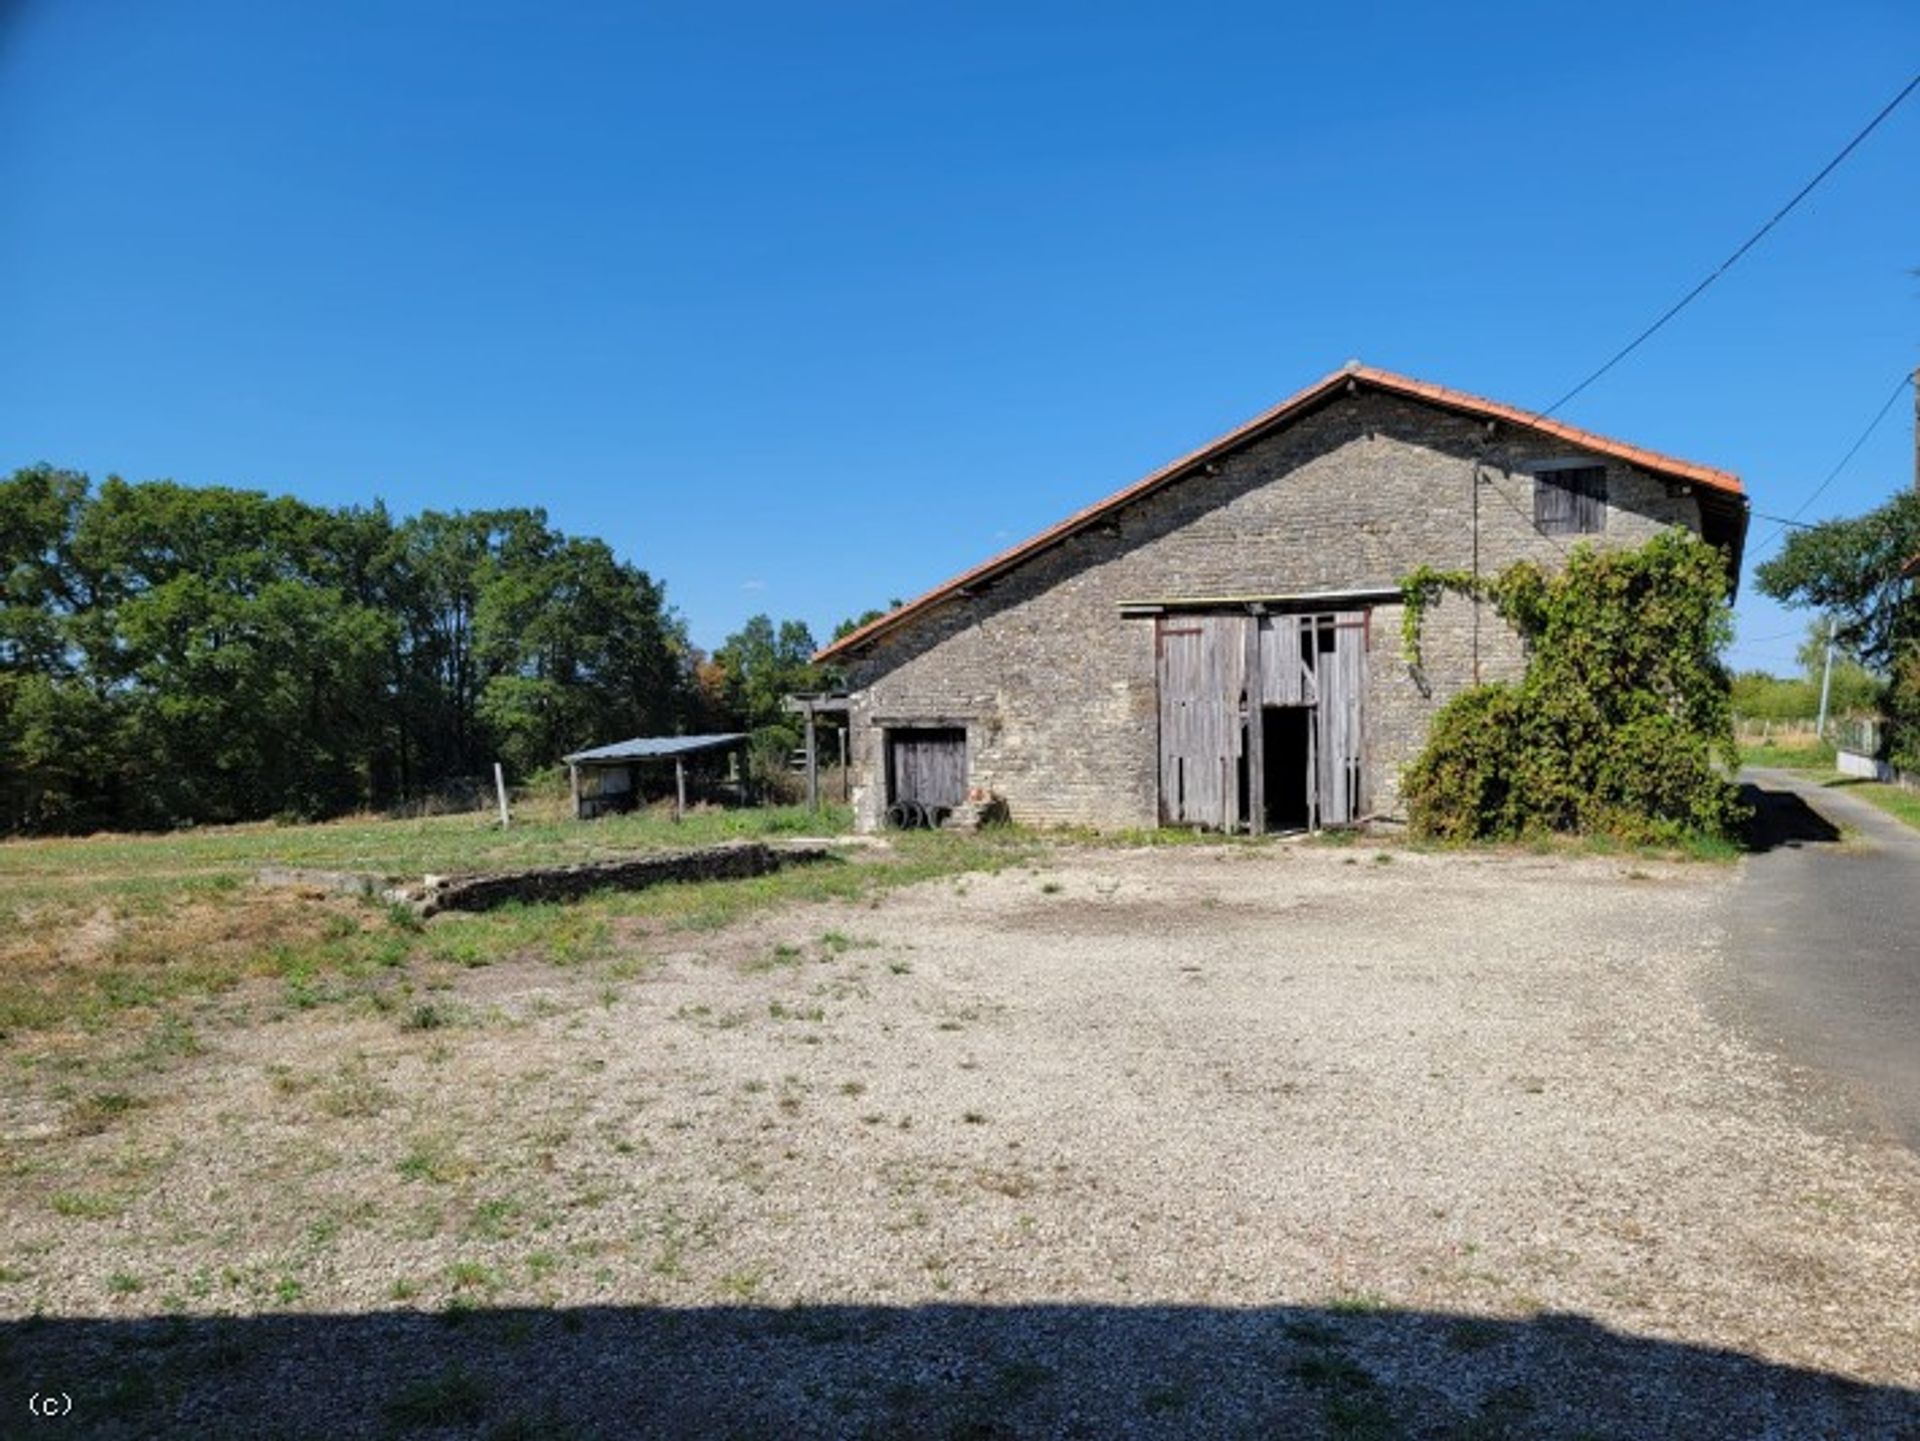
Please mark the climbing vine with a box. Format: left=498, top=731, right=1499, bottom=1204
left=1399, top=531, right=1744, bottom=844
left=1398, top=566, right=1481, bottom=669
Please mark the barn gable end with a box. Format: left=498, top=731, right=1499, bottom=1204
left=828, top=367, right=1746, bottom=833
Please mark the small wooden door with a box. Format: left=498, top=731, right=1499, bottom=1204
left=886, top=728, right=967, bottom=811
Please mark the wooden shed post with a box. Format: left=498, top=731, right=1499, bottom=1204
left=673, top=757, right=686, bottom=823
left=569, top=763, right=581, bottom=820
left=803, top=703, right=819, bottom=812
left=1245, top=609, right=1265, bottom=836
left=838, top=724, right=848, bottom=802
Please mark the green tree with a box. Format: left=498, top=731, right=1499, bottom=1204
left=0, top=467, right=698, bottom=831
left=714, top=614, right=821, bottom=730
left=1791, top=619, right=1884, bottom=718
left=1755, top=492, right=1920, bottom=670
left=831, top=600, right=902, bottom=642
left=1758, top=492, right=1920, bottom=764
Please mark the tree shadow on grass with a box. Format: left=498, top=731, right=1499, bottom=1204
left=3, top=1301, right=1915, bottom=1440
left=1739, top=780, right=1844, bottom=853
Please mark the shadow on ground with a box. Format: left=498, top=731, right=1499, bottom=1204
left=3, top=1301, right=1915, bottom=1440
left=1740, top=780, right=1844, bottom=853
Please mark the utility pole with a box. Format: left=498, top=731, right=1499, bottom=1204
left=1815, top=621, right=1836, bottom=740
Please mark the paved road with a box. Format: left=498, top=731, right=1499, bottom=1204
left=1727, top=767, right=1920, bottom=1151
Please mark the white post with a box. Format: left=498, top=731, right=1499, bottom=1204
left=494, top=762, right=510, bottom=828
left=1816, top=625, right=1836, bottom=741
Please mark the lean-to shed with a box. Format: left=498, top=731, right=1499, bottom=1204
left=563, top=733, right=749, bottom=820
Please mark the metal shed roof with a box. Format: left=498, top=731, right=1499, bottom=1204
left=563, top=733, right=748, bottom=765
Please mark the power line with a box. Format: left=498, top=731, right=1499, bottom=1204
left=1537, top=71, right=1920, bottom=421
left=1748, top=370, right=1916, bottom=558
left=1736, top=626, right=1813, bottom=645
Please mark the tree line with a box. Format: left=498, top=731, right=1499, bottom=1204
left=0, top=466, right=864, bottom=833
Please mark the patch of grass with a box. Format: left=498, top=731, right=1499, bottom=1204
left=50, top=1189, right=128, bottom=1219
left=1142, top=1382, right=1191, bottom=1414
left=716, top=1267, right=765, bottom=1300
left=1068, top=824, right=1239, bottom=848
left=1326, top=1291, right=1390, bottom=1315
left=448, top=1260, right=502, bottom=1292
left=135, top=1013, right=204, bottom=1066
left=0, top=807, right=1028, bottom=1037
left=397, top=1134, right=476, bottom=1185
left=1290, top=1348, right=1403, bottom=1441
left=1444, top=1318, right=1504, bottom=1353
left=1829, top=778, right=1920, bottom=831
left=316, top=1055, right=394, bottom=1118
left=401, top=1002, right=453, bottom=1032
left=818, top=930, right=873, bottom=954
left=1739, top=739, right=1837, bottom=771
left=106, top=1270, right=144, bottom=1295
left=385, top=1364, right=489, bottom=1428
left=1308, top=827, right=1364, bottom=848
left=469, top=1197, right=524, bottom=1241
left=767, top=1000, right=824, bottom=1023
left=64, top=1089, right=143, bottom=1137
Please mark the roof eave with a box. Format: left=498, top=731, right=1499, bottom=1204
left=815, top=364, right=1745, bottom=662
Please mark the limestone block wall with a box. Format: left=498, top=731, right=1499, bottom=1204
left=842, top=390, right=1703, bottom=831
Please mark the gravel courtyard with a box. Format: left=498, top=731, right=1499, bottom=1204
left=5, top=840, right=1918, bottom=1438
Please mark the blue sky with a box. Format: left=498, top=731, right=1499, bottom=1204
left=2, top=1, right=1915, bottom=670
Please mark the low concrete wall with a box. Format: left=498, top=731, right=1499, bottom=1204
left=411, top=841, right=832, bottom=917
left=258, top=841, right=837, bottom=918
left=1838, top=749, right=1896, bottom=783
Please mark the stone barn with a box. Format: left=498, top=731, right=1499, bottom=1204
left=815, top=363, right=1749, bottom=834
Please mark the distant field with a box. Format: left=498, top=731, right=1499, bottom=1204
left=0, top=803, right=1047, bottom=1038
left=1737, top=738, right=1837, bottom=771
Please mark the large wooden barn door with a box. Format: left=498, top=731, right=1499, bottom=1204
left=1156, top=616, right=1249, bottom=829
left=1314, top=615, right=1367, bottom=826
left=1157, top=610, right=1366, bottom=831
left=1251, top=611, right=1368, bottom=830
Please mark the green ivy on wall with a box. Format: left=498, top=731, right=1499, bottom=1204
left=1398, top=530, right=1744, bottom=844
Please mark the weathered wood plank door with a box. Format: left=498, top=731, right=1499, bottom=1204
left=887, top=728, right=968, bottom=810
left=1251, top=612, right=1368, bottom=829
left=1312, top=615, right=1367, bottom=826
left=1156, top=615, right=1249, bottom=829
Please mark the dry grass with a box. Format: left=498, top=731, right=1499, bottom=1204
left=0, top=803, right=1009, bottom=1040
left=1, top=840, right=1915, bottom=1438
